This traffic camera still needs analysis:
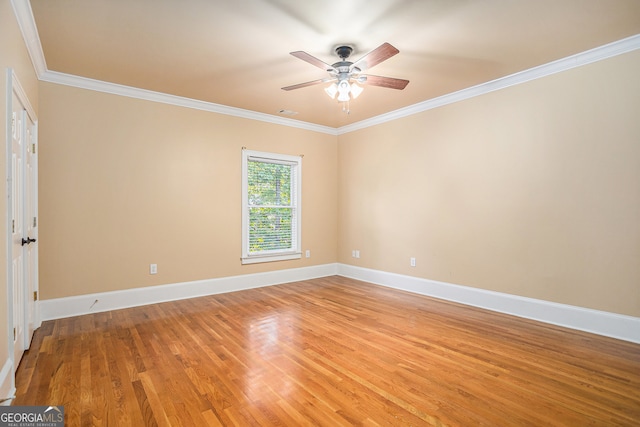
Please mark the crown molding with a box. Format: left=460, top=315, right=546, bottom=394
left=11, top=0, right=638, bottom=135
left=10, top=0, right=47, bottom=76
left=338, top=34, right=640, bottom=135
left=11, top=0, right=337, bottom=135
left=39, top=70, right=338, bottom=135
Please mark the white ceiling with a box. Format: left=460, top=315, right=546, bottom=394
left=26, top=0, right=640, bottom=128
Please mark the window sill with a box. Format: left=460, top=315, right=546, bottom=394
left=241, top=252, right=302, bottom=265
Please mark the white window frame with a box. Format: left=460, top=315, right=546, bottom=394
left=241, top=149, right=302, bottom=264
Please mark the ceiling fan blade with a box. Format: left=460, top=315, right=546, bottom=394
left=290, top=51, right=336, bottom=72
left=361, top=75, right=409, bottom=90
left=351, top=42, right=399, bottom=71
left=282, top=78, right=334, bottom=91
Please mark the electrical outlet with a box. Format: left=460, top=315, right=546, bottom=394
left=305, top=250, right=311, bottom=258
left=410, top=257, right=416, bottom=267
left=150, top=264, right=158, bottom=274
left=355, top=250, right=360, bottom=259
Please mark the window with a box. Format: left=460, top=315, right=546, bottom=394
left=242, top=150, right=301, bottom=264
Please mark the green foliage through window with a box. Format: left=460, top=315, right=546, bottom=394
left=247, top=160, right=294, bottom=253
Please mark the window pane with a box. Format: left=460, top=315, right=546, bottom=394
left=242, top=150, right=301, bottom=264
left=249, top=207, right=293, bottom=252
left=248, top=161, right=291, bottom=206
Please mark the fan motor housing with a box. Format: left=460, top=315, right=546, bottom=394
left=335, top=45, right=353, bottom=59
left=332, top=46, right=359, bottom=73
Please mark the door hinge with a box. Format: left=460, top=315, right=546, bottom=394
left=33, top=291, right=38, bottom=301
left=13, top=327, right=16, bottom=340
left=32, top=143, right=36, bottom=154
left=12, top=220, right=15, bottom=233
left=33, top=217, right=37, bottom=227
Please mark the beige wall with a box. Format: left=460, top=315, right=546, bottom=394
left=1, top=0, right=39, bottom=372
left=37, top=44, right=639, bottom=318
left=38, top=82, right=337, bottom=299
left=339, top=50, right=640, bottom=317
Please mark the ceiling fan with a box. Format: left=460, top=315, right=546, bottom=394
left=282, top=42, right=409, bottom=103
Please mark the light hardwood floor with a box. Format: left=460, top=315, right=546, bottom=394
left=14, top=276, right=640, bottom=426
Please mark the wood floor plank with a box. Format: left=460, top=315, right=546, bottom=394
left=14, top=276, right=640, bottom=426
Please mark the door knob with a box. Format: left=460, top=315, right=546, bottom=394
left=21, top=237, right=36, bottom=246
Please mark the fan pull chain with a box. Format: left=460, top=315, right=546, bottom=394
left=342, top=100, right=351, bottom=114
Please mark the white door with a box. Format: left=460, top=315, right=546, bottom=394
left=10, top=94, right=26, bottom=365
left=7, top=70, right=39, bottom=369
left=24, top=113, right=38, bottom=347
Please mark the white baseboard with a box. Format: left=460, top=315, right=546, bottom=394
left=0, top=358, right=15, bottom=405
left=40, top=263, right=338, bottom=321
left=338, top=264, right=640, bottom=344
left=39, top=262, right=640, bottom=344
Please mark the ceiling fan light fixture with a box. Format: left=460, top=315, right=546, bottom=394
left=337, top=80, right=351, bottom=102
left=324, top=83, right=338, bottom=99
left=350, top=82, right=363, bottom=99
